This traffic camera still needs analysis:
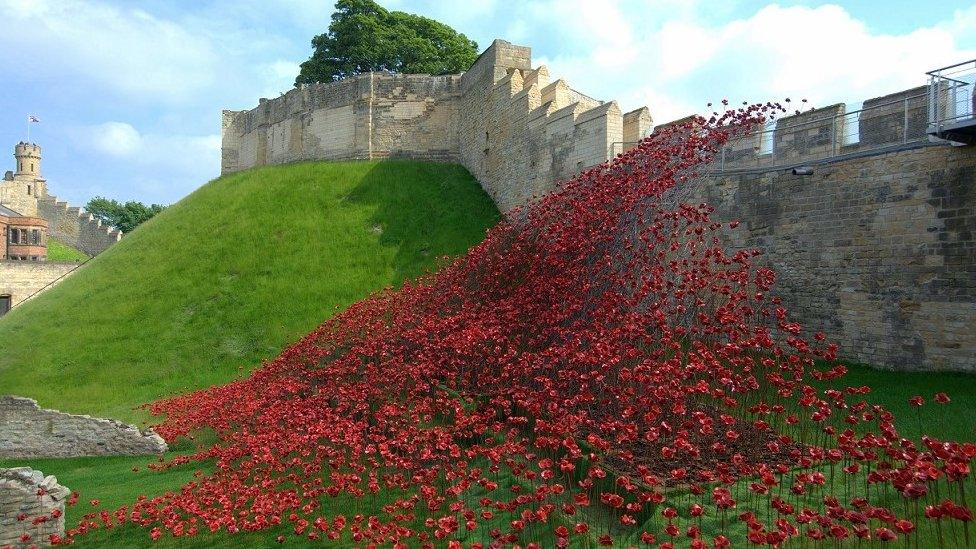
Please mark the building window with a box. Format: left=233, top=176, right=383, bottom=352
left=31, top=229, right=40, bottom=245
left=30, top=256, right=38, bottom=261
left=9, top=228, right=18, bottom=244
left=0, top=295, right=11, bottom=316
left=27, top=185, right=31, bottom=195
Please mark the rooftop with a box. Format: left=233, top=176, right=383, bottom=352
left=0, top=203, right=25, bottom=217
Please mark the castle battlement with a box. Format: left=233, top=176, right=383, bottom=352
left=221, top=39, right=652, bottom=212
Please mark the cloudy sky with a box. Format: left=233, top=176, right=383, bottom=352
left=0, top=0, right=974, bottom=206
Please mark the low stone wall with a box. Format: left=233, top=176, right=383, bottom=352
left=0, top=261, right=79, bottom=309
left=0, top=467, right=68, bottom=547
left=0, top=396, right=167, bottom=458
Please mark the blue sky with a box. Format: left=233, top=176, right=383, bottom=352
left=1, top=0, right=974, bottom=207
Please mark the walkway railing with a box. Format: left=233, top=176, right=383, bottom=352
left=927, top=59, right=976, bottom=144
left=611, top=88, right=936, bottom=173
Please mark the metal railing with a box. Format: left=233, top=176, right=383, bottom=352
left=611, top=88, right=935, bottom=173
left=927, top=59, right=976, bottom=143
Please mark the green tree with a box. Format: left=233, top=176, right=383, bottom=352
left=85, top=197, right=165, bottom=234
left=295, top=0, right=478, bottom=85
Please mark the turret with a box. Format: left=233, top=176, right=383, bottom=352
left=14, top=142, right=41, bottom=178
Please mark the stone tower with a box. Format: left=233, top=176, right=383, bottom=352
left=1, top=142, right=46, bottom=217
left=14, top=142, right=41, bottom=178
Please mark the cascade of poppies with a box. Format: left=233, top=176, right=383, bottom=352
left=57, top=102, right=973, bottom=548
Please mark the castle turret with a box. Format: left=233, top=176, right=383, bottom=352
left=14, top=142, right=41, bottom=178
left=2, top=142, right=46, bottom=216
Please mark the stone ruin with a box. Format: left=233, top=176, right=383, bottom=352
left=0, top=395, right=167, bottom=459
left=0, top=467, right=69, bottom=548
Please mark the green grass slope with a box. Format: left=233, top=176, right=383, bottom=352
left=0, top=161, right=499, bottom=423
left=46, top=237, right=90, bottom=262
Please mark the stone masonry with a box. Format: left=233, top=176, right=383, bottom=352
left=221, top=39, right=652, bottom=213
left=0, top=261, right=79, bottom=309
left=689, top=144, right=975, bottom=372
left=0, top=396, right=167, bottom=459
left=0, top=467, right=68, bottom=548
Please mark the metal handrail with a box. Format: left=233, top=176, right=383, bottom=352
left=926, top=59, right=976, bottom=76
left=927, top=59, right=976, bottom=142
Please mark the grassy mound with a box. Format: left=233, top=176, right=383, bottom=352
left=0, top=161, right=498, bottom=423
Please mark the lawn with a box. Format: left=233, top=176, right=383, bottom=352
left=2, top=362, right=971, bottom=547
left=0, top=160, right=499, bottom=424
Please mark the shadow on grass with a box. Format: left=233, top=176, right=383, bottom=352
left=346, top=161, right=500, bottom=283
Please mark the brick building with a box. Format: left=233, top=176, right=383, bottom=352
left=1, top=204, right=49, bottom=262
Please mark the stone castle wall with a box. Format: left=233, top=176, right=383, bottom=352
left=36, top=195, right=121, bottom=257
left=0, top=261, right=79, bottom=308
left=221, top=40, right=652, bottom=212
left=0, top=396, right=167, bottom=459
left=687, top=144, right=975, bottom=372
left=0, top=468, right=68, bottom=548
left=222, top=73, right=463, bottom=173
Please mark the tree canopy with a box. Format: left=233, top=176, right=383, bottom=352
left=295, top=0, right=479, bottom=85
left=85, top=197, right=165, bottom=234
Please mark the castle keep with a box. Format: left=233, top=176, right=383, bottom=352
left=223, top=39, right=975, bottom=373
left=221, top=40, right=652, bottom=212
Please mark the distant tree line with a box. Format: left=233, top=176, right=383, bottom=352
left=296, top=0, right=478, bottom=85
left=85, top=197, right=165, bottom=233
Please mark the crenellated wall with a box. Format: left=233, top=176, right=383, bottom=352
left=36, top=195, right=121, bottom=257
left=221, top=39, right=651, bottom=213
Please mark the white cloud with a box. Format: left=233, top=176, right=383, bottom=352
left=508, top=3, right=976, bottom=124
left=0, top=0, right=219, bottom=103
left=81, top=122, right=218, bottom=168
left=87, top=122, right=143, bottom=157
left=257, top=60, right=304, bottom=99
